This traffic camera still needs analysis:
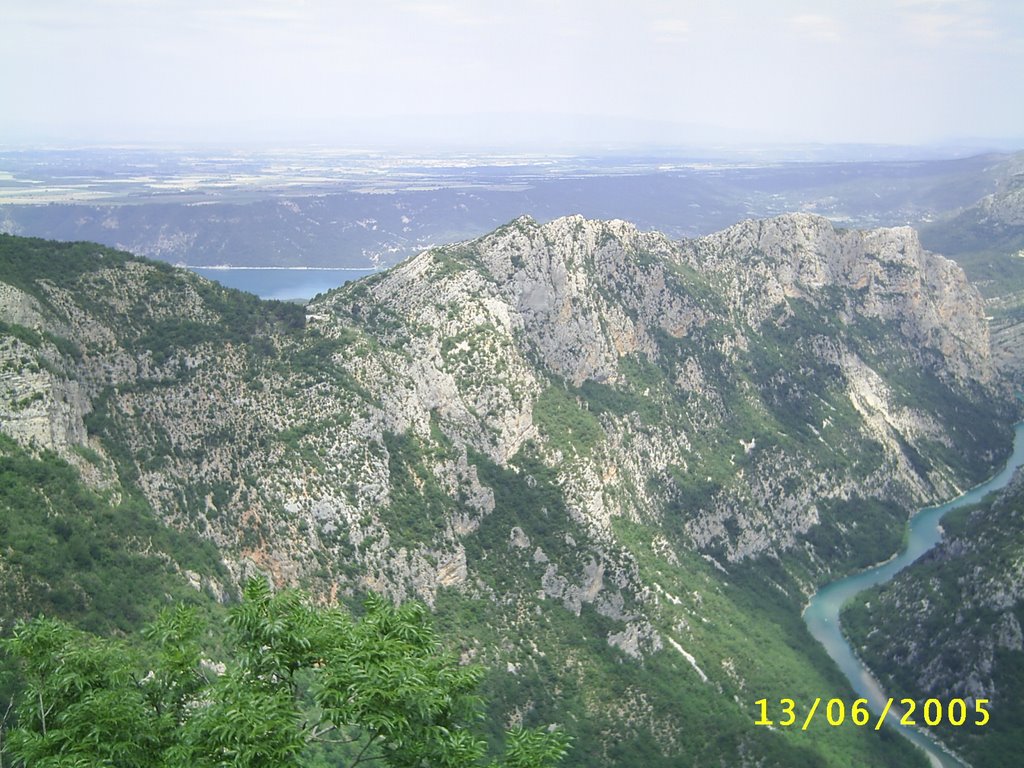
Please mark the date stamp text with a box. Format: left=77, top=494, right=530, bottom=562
left=753, top=697, right=989, bottom=730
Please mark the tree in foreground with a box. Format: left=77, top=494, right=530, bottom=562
left=0, top=579, right=569, bottom=768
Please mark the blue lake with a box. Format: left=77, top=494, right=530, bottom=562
left=187, top=267, right=378, bottom=301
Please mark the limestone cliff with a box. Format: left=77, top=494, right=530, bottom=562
left=919, top=172, right=1024, bottom=388
left=0, top=219, right=1014, bottom=767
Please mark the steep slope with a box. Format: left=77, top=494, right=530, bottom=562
left=844, top=469, right=1024, bottom=767
left=920, top=170, right=1024, bottom=386
left=0, top=217, right=1016, bottom=766
left=920, top=173, right=1024, bottom=271
left=836, top=169, right=1024, bottom=768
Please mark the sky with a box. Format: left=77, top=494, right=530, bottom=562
left=3, top=0, right=1023, bottom=150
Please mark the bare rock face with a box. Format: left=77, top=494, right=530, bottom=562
left=917, top=173, right=1024, bottom=390
left=974, top=176, right=1024, bottom=227
left=468, top=216, right=697, bottom=387
left=684, top=213, right=993, bottom=383
left=1, top=218, right=1015, bottom=767
left=0, top=283, right=96, bottom=476
left=0, top=283, right=48, bottom=328
left=0, top=215, right=1015, bottom=662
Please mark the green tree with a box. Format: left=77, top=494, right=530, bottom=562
left=0, top=580, right=569, bottom=768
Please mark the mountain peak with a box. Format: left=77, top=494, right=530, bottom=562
left=319, top=214, right=994, bottom=413
left=1, top=226, right=1017, bottom=767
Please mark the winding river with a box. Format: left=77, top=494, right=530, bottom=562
left=803, top=422, right=1024, bottom=768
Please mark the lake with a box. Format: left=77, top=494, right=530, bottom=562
left=186, top=267, right=378, bottom=301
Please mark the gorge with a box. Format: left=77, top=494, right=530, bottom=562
left=0, top=210, right=1020, bottom=766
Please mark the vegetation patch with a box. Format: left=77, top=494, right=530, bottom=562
left=532, top=385, right=603, bottom=458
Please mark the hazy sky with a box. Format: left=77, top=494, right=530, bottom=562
left=3, top=0, right=1023, bottom=149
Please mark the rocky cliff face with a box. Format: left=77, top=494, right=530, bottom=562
left=687, top=214, right=993, bottom=382
left=919, top=172, right=1024, bottom=390
left=972, top=175, right=1024, bottom=228
left=0, top=219, right=1015, bottom=767
left=0, top=283, right=87, bottom=446
left=309, top=214, right=1004, bottom=572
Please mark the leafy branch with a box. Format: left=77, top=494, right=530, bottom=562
left=0, top=579, right=570, bottom=768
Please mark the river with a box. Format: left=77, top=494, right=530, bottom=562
left=803, top=422, right=1024, bottom=768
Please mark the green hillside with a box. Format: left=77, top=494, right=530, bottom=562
left=1, top=218, right=1016, bottom=765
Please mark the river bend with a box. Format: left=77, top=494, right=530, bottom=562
left=803, top=423, right=1024, bottom=768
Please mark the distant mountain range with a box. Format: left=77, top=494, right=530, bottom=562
left=2, top=150, right=1021, bottom=269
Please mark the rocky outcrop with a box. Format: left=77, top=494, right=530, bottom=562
left=684, top=213, right=993, bottom=383
left=2, top=216, right=1013, bottom=587
left=0, top=283, right=103, bottom=488
left=973, top=175, right=1024, bottom=227
left=0, top=218, right=1015, bottom=768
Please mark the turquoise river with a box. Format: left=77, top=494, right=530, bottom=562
left=804, top=422, right=1024, bottom=767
